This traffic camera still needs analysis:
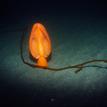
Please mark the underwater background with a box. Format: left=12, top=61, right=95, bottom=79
left=0, top=0, right=107, bottom=106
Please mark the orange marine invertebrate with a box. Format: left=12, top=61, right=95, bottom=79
left=20, top=22, right=107, bottom=72
left=29, top=23, right=52, bottom=68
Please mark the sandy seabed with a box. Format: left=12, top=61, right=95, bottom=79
left=0, top=16, right=107, bottom=106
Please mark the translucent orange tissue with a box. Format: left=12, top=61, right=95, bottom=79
left=29, top=23, right=52, bottom=68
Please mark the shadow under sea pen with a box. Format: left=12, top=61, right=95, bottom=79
left=20, top=22, right=107, bottom=73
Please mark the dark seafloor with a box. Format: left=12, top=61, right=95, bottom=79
left=0, top=0, right=107, bottom=107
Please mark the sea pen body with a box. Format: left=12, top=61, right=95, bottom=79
left=29, top=23, right=52, bottom=67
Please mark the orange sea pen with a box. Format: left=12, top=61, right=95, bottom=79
left=20, top=22, right=107, bottom=72
left=29, top=23, right=52, bottom=68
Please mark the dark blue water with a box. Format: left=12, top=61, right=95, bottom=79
left=0, top=1, right=107, bottom=107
